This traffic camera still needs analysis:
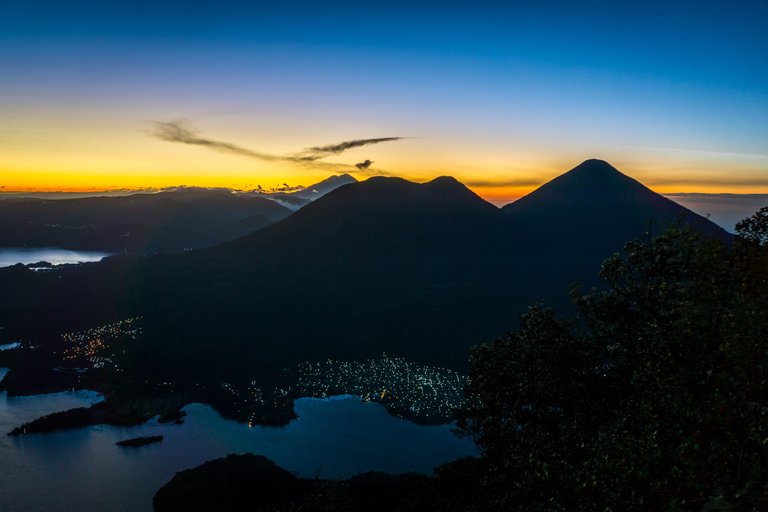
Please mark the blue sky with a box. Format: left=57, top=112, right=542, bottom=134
left=1, top=0, right=767, bottom=204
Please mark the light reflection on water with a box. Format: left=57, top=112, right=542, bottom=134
left=0, top=368, right=475, bottom=512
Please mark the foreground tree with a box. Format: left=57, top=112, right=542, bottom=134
left=459, top=210, right=768, bottom=511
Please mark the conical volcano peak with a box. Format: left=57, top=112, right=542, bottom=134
left=301, top=173, right=358, bottom=191
left=565, top=159, right=628, bottom=179
left=539, top=158, right=638, bottom=194
left=423, top=176, right=474, bottom=196
left=572, top=158, right=620, bottom=172
left=419, top=175, right=493, bottom=207
left=426, top=175, right=462, bottom=186
left=501, top=158, right=729, bottom=245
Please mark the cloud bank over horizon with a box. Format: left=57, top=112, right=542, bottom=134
left=665, top=193, right=768, bottom=233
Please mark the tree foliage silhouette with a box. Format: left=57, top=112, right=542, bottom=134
left=458, top=209, right=768, bottom=511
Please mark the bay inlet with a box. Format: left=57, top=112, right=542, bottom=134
left=0, top=367, right=475, bottom=512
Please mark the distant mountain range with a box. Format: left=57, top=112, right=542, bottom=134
left=0, top=175, right=357, bottom=254
left=0, top=160, right=730, bottom=377
left=255, top=173, right=358, bottom=209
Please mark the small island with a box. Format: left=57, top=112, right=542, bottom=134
left=115, top=435, right=163, bottom=448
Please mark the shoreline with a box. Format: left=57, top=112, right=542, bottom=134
left=5, top=386, right=455, bottom=436
left=1, top=348, right=461, bottom=436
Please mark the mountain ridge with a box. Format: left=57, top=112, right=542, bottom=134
left=0, top=159, right=734, bottom=377
left=503, top=158, right=729, bottom=247
left=225, top=173, right=504, bottom=257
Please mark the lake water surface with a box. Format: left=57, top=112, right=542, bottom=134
left=0, top=248, right=112, bottom=268
left=0, top=368, right=476, bottom=512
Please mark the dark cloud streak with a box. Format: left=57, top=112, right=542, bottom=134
left=296, top=137, right=404, bottom=161
left=152, top=120, right=281, bottom=162
left=356, top=160, right=374, bottom=170
left=150, top=120, right=403, bottom=174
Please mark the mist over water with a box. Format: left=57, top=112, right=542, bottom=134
left=667, top=194, right=768, bottom=233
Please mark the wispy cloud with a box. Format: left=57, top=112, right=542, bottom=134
left=620, top=144, right=768, bottom=162
left=294, top=138, right=403, bottom=161
left=150, top=119, right=403, bottom=175
left=665, top=193, right=768, bottom=232
left=152, top=120, right=281, bottom=161
left=647, top=176, right=768, bottom=188
left=665, top=193, right=768, bottom=199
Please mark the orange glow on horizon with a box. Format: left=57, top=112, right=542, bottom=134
left=3, top=143, right=766, bottom=202
left=3, top=175, right=767, bottom=208
left=3, top=109, right=766, bottom=201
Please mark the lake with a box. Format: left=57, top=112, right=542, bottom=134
left=0, top=368, right=476, bottom=512
left=0, top=248, right=112, bottom=268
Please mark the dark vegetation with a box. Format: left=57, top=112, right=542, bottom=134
left=7, top=393, right=190, bottom=436
left=154, top=455, right=313, bottom=511
left=116, top=435, right=164, bottom=448
left=457, top=211, right=768, bottom=510
left=153, top=454, right=483, bottom=512
left=153, top=207, right=768, bottom=511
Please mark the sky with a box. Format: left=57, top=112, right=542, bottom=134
left=1, top=0, right=767, bottom=203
